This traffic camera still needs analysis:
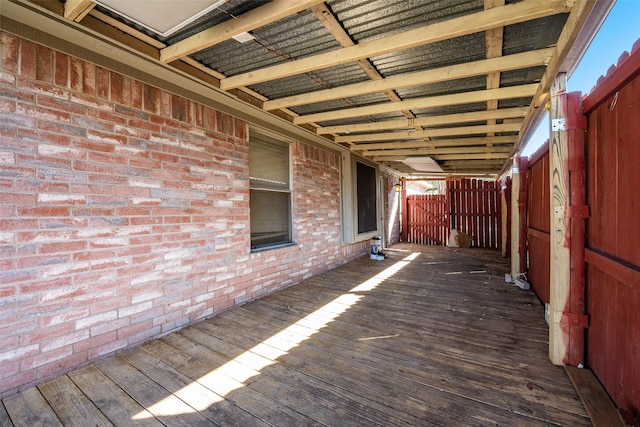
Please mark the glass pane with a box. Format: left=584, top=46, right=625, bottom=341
left=356, top=161, right=377, bottom=234
left=250, top=190, right=291, bottom=249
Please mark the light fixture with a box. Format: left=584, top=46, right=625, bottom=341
left=393, top=183, right=402, bottom=193
left=232, top=32, right=256, bottom=43
left=93, top=0, right=228, bottom=37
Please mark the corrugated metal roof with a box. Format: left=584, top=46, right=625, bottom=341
left=73, top=0, right=606, bottom=176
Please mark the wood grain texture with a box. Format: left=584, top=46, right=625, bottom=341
left=548, top=73, right=571, bottom=366
left=2, top=244, right=591, bottom=426
left=565, top=366, right=624, bottom=426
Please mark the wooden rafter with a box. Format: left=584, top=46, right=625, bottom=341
left=373, top=152, right=510, bottom=162
left=263, top=48, right=552, bottom=111
left=335, top=122, right=522, bottom=143
left=221, top=0, right=570, bottom=90
left=160, top=0, right=326, bottom=63
left=310, top=3, right=417, bottom=122
left=351, top=136, right=517, bottom=152
left=515, top=0, right=599, bottom=153
left=64, top=0, right=94, bottom=22
left=363, top=146, right=512, bottom=157
left=294, top=84, right=538, bottom=125
left=319, top=108, right=527, bottom=135
left=485, top=0, right=506, bottom=140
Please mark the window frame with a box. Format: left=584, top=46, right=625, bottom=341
left=340, top=152, right=380, bottom=244
left=249, top=130, right=294, bottom=252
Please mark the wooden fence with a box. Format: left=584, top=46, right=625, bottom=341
left=405, top=194, right=448, bottom=245
left=522, top=43, right=640, bottom=420
left=525, top=144, right=551, bottom=304
left=404, top=179, right=501, bottom=249
left=581, top=43, right=640, bottom=420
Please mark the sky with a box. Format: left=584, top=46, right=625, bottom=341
left=520, top=0, right=640, bottom=156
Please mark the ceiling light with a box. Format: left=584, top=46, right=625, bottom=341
left=93, top=0, right=227, bottom=37
left=232, top=32, right=256, bottom=43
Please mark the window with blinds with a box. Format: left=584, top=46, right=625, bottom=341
left=249, top=134, right=292, bottom=250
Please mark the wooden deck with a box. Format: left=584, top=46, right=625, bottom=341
left=1, top=244, right=591, bottom=426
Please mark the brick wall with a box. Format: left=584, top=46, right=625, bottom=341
left=0, top=32, right=370, bottom=398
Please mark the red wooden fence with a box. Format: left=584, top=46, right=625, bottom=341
left=581, top=42, right=640, bottom=422
left=448, top=179, right=501, bottom=249
left=526, top=143, right=551, bottom=304
left=404, top=179, right=500, bottom=249
left=406, top=194, right=448, bottom=245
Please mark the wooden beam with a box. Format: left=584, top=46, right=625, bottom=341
left=362, top=146, right=511, bottom=157
left=64, top=0, right=94, bottom=22
left=294, top=84, right=538, bottom=124
left=88, top=10, right=165, bottom=49
left=160, top=0, right=326, bottom=63
left=484, top=0, right=505, bottom=138
left=310, top=3, right=418, bottom=123
left=352, top=136, right=516, bottom=151
left=510, top=156, right=528, bottom=279
left=515, top=0, right=603, bottom=152
left=372, top=152, right=510, bottom=162
left=362, top=146, right=512, bottom=157
left=549, top=72, right=570, bottom=366
left=263, top=49, right=552, bottom=111
left=336, top=122, right=522, bottom=143
left=441, top=160, right=506, bottom=168
left=432, top=152, right=510, bottom=161
left=318, top=107, right=527, bottom=135
left=221, top=0, right=570, bottom=90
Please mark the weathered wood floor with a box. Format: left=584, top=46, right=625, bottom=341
left=1, top=244, right=591, bottom=426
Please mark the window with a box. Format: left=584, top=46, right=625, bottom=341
left=249, top=133, right=292, bottom=250
left=356, top=161, right=377, bottom=234
left=340, top=153, right=380, bottom=243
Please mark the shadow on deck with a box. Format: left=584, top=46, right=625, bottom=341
left=1, top=244, right=590, bottom=426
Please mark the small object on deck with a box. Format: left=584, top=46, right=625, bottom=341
left=514, top=278, right=531, bottom=290
left=447, top=229, right=459, bottom=247
left=455, top=232, right=473, bottom=248
left=370, top=236, right=385, bottom=260
left=564, top=365, right=625, bottom=427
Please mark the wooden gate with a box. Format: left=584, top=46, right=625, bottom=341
left=581, top=45, right=640, bottom=421
left=404, top=179, right=500, bottom=248
left=405, top=194, right=448, bottom=245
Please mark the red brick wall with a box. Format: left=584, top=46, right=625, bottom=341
left=0, top=32, right=369, bottom=397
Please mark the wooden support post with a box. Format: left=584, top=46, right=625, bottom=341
left=549, top=74, right=588, bottom=366
left=510, top=157, right=527, bottom=277
left=400, top=177, right=407, bottom=242
left=501, top=176, right=511, bottom=258
left=567, top=91, right=588, bottom=366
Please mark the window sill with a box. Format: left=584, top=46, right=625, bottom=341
left=250, top=242, right=296, bottom=253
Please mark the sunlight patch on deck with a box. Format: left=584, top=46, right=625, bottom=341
left=133, top=252, right=420, bottom=419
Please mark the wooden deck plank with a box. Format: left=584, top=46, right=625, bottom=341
left=177, top=327, right=387, bottom=426
left=192, top=321, right=434, bottom=426
left=206, top=302, right=588, bottom=426
left=118, top=347, right=270, bottom=427
left=565, top=365, right=624, bottom=426
left=2, top=387, right=62, bottom=427
left=68, top=365, right=163, bottom=427
left=94, top=356, right=213, bottom=427
left=1, top=244, right=593, bottom=426
left=0, top=403, right=13, bottom=427
left=197, top=311, right=531, bottom=426
left=140, top=339, right=322, bottom=427
left=37, top=375, right=113, bottom=427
